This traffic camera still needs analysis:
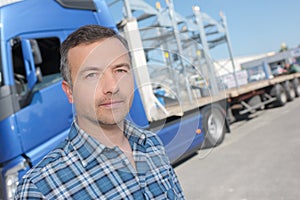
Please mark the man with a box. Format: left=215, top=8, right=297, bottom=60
left=15, top=25, right=184, bottom=199
left=285, top=61, right=300, bottom=74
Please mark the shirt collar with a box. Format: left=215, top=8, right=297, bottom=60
left=123, top=120, right=147, bottom=146
left=68, top=120, right=148, bottom=167
left=69, top=122, right=106, bottom=167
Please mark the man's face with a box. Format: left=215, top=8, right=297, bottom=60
left=63, top=38, right=134, bottom=127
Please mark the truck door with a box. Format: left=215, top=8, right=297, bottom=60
left=11, top=35, right=73, bottom=165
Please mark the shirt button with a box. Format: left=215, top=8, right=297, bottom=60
left=140, top=134, right=146, bottom=145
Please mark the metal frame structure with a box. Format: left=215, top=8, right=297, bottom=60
left=108, top=0, right=236, bottom=120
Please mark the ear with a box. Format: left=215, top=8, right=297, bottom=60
left=62, top=80, right=73, bottom=103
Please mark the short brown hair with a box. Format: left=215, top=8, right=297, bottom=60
left=60, top=24, right=129, bottom=84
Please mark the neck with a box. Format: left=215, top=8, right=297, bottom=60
left=77, top=117, right=127, bottom=148
left=77, top=117, right=135, bottom=170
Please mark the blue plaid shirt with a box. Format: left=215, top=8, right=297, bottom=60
left=15, top=120, right=184, bottom=199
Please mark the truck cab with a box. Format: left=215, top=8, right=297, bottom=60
left=0, top=0, right=122, bottom=199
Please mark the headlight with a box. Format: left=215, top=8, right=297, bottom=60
left=4, top=161, right=28, bottom=199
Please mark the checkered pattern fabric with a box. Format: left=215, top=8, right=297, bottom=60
left=15, top=120, right=184, bottom=199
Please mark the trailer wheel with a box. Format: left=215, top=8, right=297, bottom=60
left=202, top=105, right=225, bottom=148
left=231, top=108, right=249, bottom=121
left=248, top=95, right=265, bottom=110
left=283, top=81, right=295, bottom=101
left=272, top=84, right=287, bottom=107
left=292, top=78, right=300, bottom=97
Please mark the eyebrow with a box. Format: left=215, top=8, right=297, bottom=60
left=113, top=63, right=131, bottom=69
left=78, top=62, right=131, bottom=75
left=78, top=66, right=102, bottom=75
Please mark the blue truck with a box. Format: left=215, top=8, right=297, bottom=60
left=0, top=0, right=229, bottom=199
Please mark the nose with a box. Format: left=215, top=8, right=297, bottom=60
left=98, top=71, right=119, bottom=95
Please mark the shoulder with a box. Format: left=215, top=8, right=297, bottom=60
left=15, top=140, right=69, bottom=194
left=125, top=120, right=164, bottom=147
left=144, top=129, right=164, bottom=148
left=125, top=120, right=170, bottom=161
left=34, top=139, right=69, bottom=169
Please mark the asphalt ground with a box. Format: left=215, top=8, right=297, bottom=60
left=175, top=97, right=300, bottom=200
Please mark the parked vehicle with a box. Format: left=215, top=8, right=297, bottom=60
left=0, top=1, right=228, bottom=199
left=1, top=1, right=300, bottom=199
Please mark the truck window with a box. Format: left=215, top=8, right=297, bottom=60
left=0, top=53, right=3, bottom=87
left=0, top=33, right=3, bottom=87
left=11, top=37, right=62, bottom=105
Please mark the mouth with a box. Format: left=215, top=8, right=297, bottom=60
left=99, top=100, right=125, bottom=109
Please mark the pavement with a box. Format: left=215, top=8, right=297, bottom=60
left=174, top=97, right=300, bottom=200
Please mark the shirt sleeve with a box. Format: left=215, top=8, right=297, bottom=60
left=159, top=142, right=185, bottom=199
left=169, top=166, right=185, bottom=199
left=151, top=133, right=186, bottom=199
left=14, top=178, right=46, bottom=200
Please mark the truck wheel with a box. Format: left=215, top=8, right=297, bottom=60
left=202, top=105, right=225, bottom=148
left=231, top=108, right=249, bottom=121
left=292, top=78, right=300, bottom=97
left=248, top=95, right=265, bottom=110
left=283, top=81, right=295, bottom=101
left=272, top=84, right=287, bottom=107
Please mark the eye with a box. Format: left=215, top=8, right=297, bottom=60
left=116, top=68, right=128, bottom=73
left=85, top=72, right=99, bottom=79
left=115, top=66, right=129, bottom=74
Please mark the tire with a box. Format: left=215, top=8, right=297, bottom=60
left=271, top=84, right=287, bottom=107
left=292, top=78, right=300, bottom=97
left=283, top=81, right=295, bottom=101
left=201, top=105, right=226, bottom=148
left=247, top=95, right=265, bottom=111
left=231, top=108, right=249, bottom=121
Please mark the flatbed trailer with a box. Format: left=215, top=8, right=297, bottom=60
left=227, top=73, right=300, bottom=98
left=113, top=0, right=300, bottom=161
left=226, top=71, right=300, bottom=120
left=159, top=71, right=300, bottom=122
